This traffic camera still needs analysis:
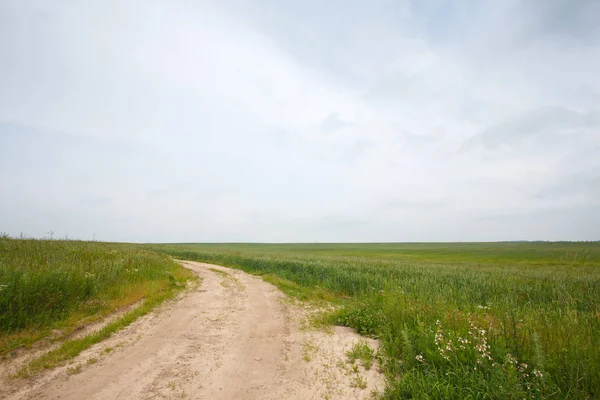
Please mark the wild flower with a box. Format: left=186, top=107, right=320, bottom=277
left=415, top=354, right=424, bottom=363
left=531, top=369, right=543, bottom=379
left=84, top=272, right=95, bottom=279
left=0, top=284, right=7, bottom=292
left=434, top=320, right=451, bottom=361
left=505, top=353, right=517, bottom=365
left=469, top=320, right=494, bottom=363
left=518, top=363, right=528, bottom=373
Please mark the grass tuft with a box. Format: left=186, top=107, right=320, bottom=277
left=347, top=340, right=375, bottom=370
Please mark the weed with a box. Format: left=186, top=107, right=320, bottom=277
left=347, top=340, right=375, bottom=370
left=66, top=364, right=82, bottom=375
left=302, top=340, right=320, bottom=362
left=351, top=374, right=367, bottom=389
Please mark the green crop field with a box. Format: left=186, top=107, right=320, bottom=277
left=3, top=238, right=598, bottom=398
left=150, top=242, right=600, bottom=399
left=0, top=236, right=195, bottom=373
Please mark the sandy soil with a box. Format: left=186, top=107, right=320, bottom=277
left=1, top=261, right=384, bottom=400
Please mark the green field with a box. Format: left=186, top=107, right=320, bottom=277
left=0, top=236, right=195, bottom=370
left=2, top=239, right=598, bottom=398
left=150, top=242, right=600, bottom=399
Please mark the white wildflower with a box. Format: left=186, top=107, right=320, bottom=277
left=519, top=363, right=528, bottom=373
left=505, top=353, right=517, bottom=365
left=434, top=320, right=451, bottom=360
left=469, top=321, right=494, bottom=363
left=532, top=369, right=543, bottom=379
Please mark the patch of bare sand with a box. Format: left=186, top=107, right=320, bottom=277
left=1, top=261, right=384, bottom=400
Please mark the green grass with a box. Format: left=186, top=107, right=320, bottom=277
left=158, top=242, right=600, bottom=265
left=18, top=283, right=183, bottom=377
left=0, top=236, right=195, bottom=359
left=149, top=242, right=600, bottom=399
left=347, top=340, right=376, bottom=370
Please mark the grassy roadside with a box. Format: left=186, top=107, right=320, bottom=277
left=150, top=242, right=600, bottom=399
left=17, top=283, right=187, bottom=377
left=0, top=237, right=195, bottom=372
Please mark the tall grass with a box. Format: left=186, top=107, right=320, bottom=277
left=151, top=242, right=600, bottom=399
left=0, top=236, right=194, bottom=355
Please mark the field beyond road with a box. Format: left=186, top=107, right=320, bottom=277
left=150, top=242, right=600, bottom=399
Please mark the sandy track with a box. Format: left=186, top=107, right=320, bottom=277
left=2, top=261, right=383, bottom=400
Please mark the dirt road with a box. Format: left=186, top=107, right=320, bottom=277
left=3, top=261, right=383, bottom=399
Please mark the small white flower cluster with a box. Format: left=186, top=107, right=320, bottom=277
left=125, top=268, right=139, bottom=273
left=0, top=284, right=8, bottom=292
left=532, top=369, right=543, bottom=379
left=505, top=353, right=518, bottom=365
left=429, top=320, right=545, bottom=392
left=435, top=320, right=452, bottom=361
left=84, top=272, right=96, bottom=279
left=469, top=320, right=494, bottom=365
left=506, top=353, right=544, bottom=381
left=434, top=319, right=496, bottom=364
left=415, top=354, right=424, bottom=363
left=457, top=336, right=471, bottom=350
left=518, top=362, right=528, bottom=374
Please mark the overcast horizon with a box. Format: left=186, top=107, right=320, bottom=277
left=1, top=1, right=599, bottom=243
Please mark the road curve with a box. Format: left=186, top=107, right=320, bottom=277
left=4, top=261, right=383, bottom=400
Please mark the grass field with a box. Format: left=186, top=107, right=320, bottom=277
left=150, top=242, right=600, bottom=399
left=0, top=236, right=195, bottom=369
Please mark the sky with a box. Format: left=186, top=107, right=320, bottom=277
left=1, top=0, right=599, bottom=243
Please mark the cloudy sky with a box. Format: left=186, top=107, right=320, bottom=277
left=1, top=0, right=599, bottom=242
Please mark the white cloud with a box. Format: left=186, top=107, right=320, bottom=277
left=1, top=0, right=599, bottom=242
